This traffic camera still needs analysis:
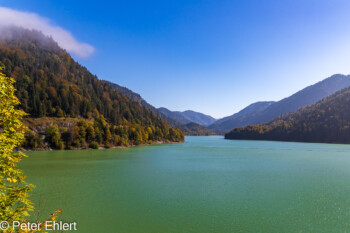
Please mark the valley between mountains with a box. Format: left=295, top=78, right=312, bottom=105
left=2, top=27, right=350, bottom=149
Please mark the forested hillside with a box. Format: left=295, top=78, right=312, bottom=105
left=225, top=87, right=350, bottom=144
left=209, top=101, right=274, bottom=133
left=180, top=123, right=216, bottom=136
left=157, top=107, right=216, bottom=135
left=105, top=80, right=216, bottom=135
left=0, top=27, right=184, bottom=149
left=211, top=74, right=350, bottom=133
left=174, top=110, right=216, bottom=126
left=158, top=107, right=192, bottom=124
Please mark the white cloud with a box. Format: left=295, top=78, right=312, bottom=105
left=0, top=7, right=94, bottom=57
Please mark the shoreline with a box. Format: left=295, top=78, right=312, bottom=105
left=18, top=140, right=184, bottom=152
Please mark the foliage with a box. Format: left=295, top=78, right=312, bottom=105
left=0, top=64, right=65, bottom=233
left=225, top=87, right=350, bottom=144
left=0, top=27, right=184, bottom=149
left=181, top=123, right=216, bottom=136
left=0, top=65, right=33, bottom=224
left=22, top=131, right=43, bottom=149
left=209, top=101, right=274, bottom=134
left=89, top=141, right=99, bottom=149
left=4, top=209, right=63, bottom=233
left=213, top=74, right=350, bottom=134
left=106, top=81, right=215, bottom=136
left=45, top=125, right=63, bottom=149
left=157, top=107, right=191, bottom=125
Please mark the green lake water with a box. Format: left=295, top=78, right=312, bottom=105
left=21, top=136, right=350, bottom=232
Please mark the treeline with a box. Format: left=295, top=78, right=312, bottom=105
left=225, top=87, right=350, bottom=144
left=23, top=111, right=183, bottom=150
left=181, top=123, right=216, bottom=136
left=0, top=27, right=184, bottom=149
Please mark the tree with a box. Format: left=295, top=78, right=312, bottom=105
left=0, top=27, right=184, bottom=150
left=45, top=125, right=64, bottom=149
left=0, top=65, right=34, bottom=223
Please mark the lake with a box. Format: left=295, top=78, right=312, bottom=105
left=22, top=136, right=350, bottom=232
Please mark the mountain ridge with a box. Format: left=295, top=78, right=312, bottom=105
left=0, top=27, right=184, bottom=149
left=210, top=74, right=350, bottom=133
left=174, top=110, right=216, bottom=126
left=104, top=81, right=216, bottom=135
left=209, top=101, right=275, bottom=133
left=225, top=85, right=350, bottom=144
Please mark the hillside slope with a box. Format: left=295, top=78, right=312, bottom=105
left=180, top=123, right=216, bottom=136
left=158, top=107, right=216, bottom=135
left=209, top=101, right=274, bottom=133
left=158, top=107, right=192, bottom=125
left=0, top=27, right=184, bottom=149
left=225, top=86, right=350, bottom=144
left=211, top=74, right=350, bottom=133
left=104, top=81, right=215, bottom=135
left=103, top=81, right=182, bottom=127
left=175, top=110, right=216, bottom=126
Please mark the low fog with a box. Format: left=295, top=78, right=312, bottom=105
left=0, top=7, right=94, bottom=58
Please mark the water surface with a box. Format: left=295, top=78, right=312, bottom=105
left=22, top=136, right=350, bottom=232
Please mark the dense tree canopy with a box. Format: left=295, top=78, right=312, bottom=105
left=0, top=27, right=184, bottom=149
left=225, top=87, right=350, bottom=144
left=0, top=65, right=33, bottom=223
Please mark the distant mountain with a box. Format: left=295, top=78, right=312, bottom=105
left=104, top=81, right=178, bottom=125
left=181, top=123, right=216, bottom=136
left=174, top=110, right=216, bottom=126
left=210, top=74, right=350, bottom=133
left=158, top=107, right=192, bottom=125
left=209, top=101, right=274, bottom=133
left=255, top=74, right=350, bottom=123
left=105, top=82, right=216, bottom=135
left=225, top=86, right=350, bottom=144
left=0, top=27, right=184, bottom=149
left=103, top=81, right=146, bottom=105
left=157, top=107, right=217, bottom=135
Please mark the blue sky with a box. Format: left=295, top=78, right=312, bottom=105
left=2, top=0, right=350, bottom=118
